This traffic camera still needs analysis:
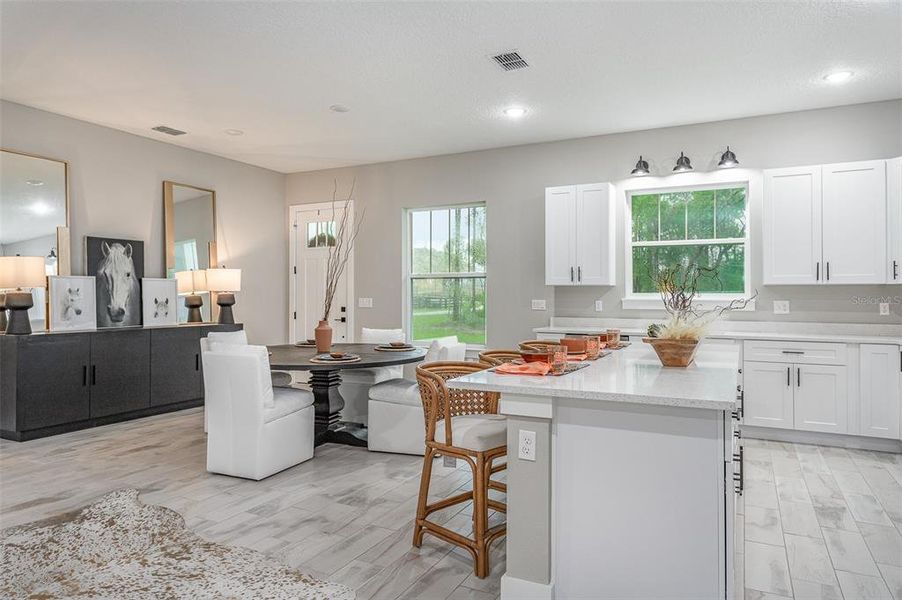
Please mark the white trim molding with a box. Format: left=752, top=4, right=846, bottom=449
left=500, top=574, right=554, bottom=600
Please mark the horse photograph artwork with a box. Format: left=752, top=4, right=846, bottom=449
left=85, top=236, right=144, bottom=328
left=141, top=277, right=178, bottom=326
left=48, top=276, right=97, bottom=331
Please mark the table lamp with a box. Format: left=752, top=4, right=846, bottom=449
left=205, top=267, right=241, bottom=325
left=0, top=256, right=46, bottom=335
left=175, top=269, right=208, bottom=323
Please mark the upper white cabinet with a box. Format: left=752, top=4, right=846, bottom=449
left=545, top=183, right=615, bottom=286
left=763, top=159, right=887, bottom=285
left=888, top=157, right=902, bottom=284
left=859, top=344, right=901, bottom=439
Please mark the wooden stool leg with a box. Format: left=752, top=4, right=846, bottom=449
left=412, top=447, right=435, bottom=547
left=473, top=452, right=489, bottom=578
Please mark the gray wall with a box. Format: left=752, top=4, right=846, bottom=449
left=1, top=101, right=288, bottom=344
left=287, top=100, right=902, bottom=347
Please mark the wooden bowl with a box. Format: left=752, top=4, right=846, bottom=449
left=560, top=337, right=587, bottom=354
left=329, top=352, right=346, bottom=359
left=520, top=349, right=551, bottom=363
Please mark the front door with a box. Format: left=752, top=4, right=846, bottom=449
left=292, top=204, right=351, bottom=344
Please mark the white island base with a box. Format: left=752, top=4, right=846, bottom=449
left=448, top=344, right=741, bottom=600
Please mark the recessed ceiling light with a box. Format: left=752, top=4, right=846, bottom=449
left=503, top=106, right=527, bottom=119
left=224, top=129, right=244, bottom=136
left=330, top=104, right=350, bottom=113
left=25, top=179, right=44, bottom=186
left=823, top=70, right=854, bottom=84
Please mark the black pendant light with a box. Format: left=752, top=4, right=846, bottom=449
left=718, top=146, right=739, bottom=168
left=630, top=155, right=650, bottom=177
left=673, top=152, right=693, bottom=173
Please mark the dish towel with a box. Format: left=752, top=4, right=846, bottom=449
left=495, top=362, right=552, bottom=376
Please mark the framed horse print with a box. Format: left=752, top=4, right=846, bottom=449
left=141, top=278, right=177, bottom=326
left=48, top=275, right=97, bottom=331
left=85, top=236, right=144, bottom=327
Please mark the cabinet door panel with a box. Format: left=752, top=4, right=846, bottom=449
left=545, top=186, right=577, bottom=285
left=763, top=166, right=822, bottom=285
left=18, top=335, right=91, bottom=430
left=743, top=361, right=794, bottom=429
left=576, top=183, right=615, bottom=285
left=90, top=330, right=150, bottom=417
left=794, top=365, right=847, bottom=434
left=859, top=344, right=901, bottom=439
left=888, top=157, right=902, bottom=284
left=150, top=328, right=201, bottom=406
left=822, top=161, right=887, bottom=284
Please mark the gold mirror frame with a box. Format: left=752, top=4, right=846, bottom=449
left=0, top=148, right=71, bottom=276
left=163, top=181, right=218, bottom=275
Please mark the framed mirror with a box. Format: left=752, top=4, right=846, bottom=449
left=163, top=181, right=217, bottom=323
left=1, top=149, right=70, bottom=331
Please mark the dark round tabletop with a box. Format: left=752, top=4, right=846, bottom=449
left=267, top=343, right=427, bottom=371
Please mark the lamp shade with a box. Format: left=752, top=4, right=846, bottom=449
left=205, top=267, right=241, bottom=292
left=175, top=269, right=208, bottom=295
left=630, top=155, right=650, bottom=177
left=718, top=146, right=739, bottom=168
left=673, top=152, right=693, bottom=173
left=0, top=256, right=46, bottom=289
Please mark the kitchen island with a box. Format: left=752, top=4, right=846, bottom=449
left=448, top=342, right=742, bottom=600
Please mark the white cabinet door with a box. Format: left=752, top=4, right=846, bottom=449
left=860, top=344, right=901, bottom=439
left=575, top=183, right=615, bottom=286
left=545, top=186, right=577, bottom=285
left=822, top=160, right=887, bottom=284
left=888, top=158, right=902, bottom=284
left=794, top=364, right=848, bottom=434
left=763, top=166, right=822, bottom=284
left=743, top=361, right=794, bottom=429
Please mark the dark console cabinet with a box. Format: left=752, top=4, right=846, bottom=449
left=0, top=323, right=241, bottom=441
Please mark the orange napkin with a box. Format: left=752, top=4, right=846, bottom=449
left=495, top=361, right=552, bottom=376
left=567, top=354, right=587, bottom=361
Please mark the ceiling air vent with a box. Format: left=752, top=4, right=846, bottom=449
left=152, top=125, right=187, bottom=136
left=491, top=51, right=529, bottom=72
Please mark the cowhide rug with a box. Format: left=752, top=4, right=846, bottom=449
left=0, top=489, right=355, bottom=599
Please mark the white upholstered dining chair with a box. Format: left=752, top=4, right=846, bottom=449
left=338, top=327, right=405, bottom=424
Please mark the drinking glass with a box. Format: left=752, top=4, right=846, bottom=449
left=585, top=335, right=600, bottom=359
left=551, top=345, right=568, bottom=375
left=606, top=328, right=621, bottom=347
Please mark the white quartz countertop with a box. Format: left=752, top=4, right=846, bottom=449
left=447, top=344, right=740, bottom=411
left=532, top=326, right=902, bottom=346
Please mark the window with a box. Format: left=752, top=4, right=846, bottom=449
left=306, top=220, right=336, bottom=248
left=407, top=205, right=486, bottom=346
left=628, top=185, right=748, bottom=298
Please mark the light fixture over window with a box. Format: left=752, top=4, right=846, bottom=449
left=673, top=152, right=693, bottom=173
left=718, top=146, right=739, bottom=169
left=630, top=156, right=650, bottom=177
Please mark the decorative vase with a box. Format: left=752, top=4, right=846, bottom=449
left=314, top=319, right=333, bottom=353
left=643, top=337, right=699, bottom=367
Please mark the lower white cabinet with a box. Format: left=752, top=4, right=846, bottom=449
left=744, top=361, right=794, bottom=429
left=793, top=364, right=848, bottom=434
left=859, top=344, right=901, bottom=438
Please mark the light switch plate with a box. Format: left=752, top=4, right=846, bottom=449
left=595, top=300, right=604, bottom=312
left=518, top=430, right=536, bottom=461
left=531, top=299, right=546, bottom=311
left=773, top=300, right=790, bottom=315
left=358, top=297, right=373, bottom=308
left=880, top=303, right=890, bottom=316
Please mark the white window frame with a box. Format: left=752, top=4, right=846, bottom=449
left=402, top=203, right=487, bottom=350
left=622, top=176, right=754, bottom=311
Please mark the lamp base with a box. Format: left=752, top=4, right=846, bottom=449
left=184, top=295, right=204, bottom=323
left=5, top=291, right=34, bottom=335
left=216, top=292, right=236, bottom=325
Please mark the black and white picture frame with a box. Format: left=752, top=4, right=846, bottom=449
left=141, top=278, right=178, bottom=326
left=48, top=275, right=97, bottom=332
left=85, top=236, right=144, bottom=328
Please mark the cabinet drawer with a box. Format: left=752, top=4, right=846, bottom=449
left=743, top=340, right=847, bottom=366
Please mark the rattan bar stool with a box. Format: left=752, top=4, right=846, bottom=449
left=477, top=349, right=522, bottom=365
left=518, top=339, right=559, bottom=351
left=413, top=361, right=507, bottom=578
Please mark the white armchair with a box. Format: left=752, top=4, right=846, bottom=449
left=367, top=336, right=467, bottom=455
left=203, top=342, right=315, bottom=480
left=338, top=328, right=405, bottom=425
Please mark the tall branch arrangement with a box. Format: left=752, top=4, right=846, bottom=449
left=323, top=179, right=365, bottom=321
left=650, top=263, right=757, bottom=340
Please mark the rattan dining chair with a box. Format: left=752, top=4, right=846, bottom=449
left=518, top=339, right=559, bottom=351
left=414, top=361, right=507, bottom=578
left=477, top=350, right=522, bottom=366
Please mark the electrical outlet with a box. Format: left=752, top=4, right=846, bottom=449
left=595, top=300, right=604, bottom=312
left=880, top=302, right=890, bottom=316
left=518, top=430, right=536, bottom=462
left=531, top=299, right=546, bottom=311
left=358, top=297, right=373, bottom=308
left=773, top=300, right=790, bottom=315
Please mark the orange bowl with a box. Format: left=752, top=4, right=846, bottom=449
left=520, top=349, right=551, bottom=363
left=560, top=337, right=587, bottom=354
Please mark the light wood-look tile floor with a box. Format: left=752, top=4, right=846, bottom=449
left=3, top=409, right=901, bottom=600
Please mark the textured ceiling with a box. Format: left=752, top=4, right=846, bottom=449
left=1, top=1, right=900, bottom=173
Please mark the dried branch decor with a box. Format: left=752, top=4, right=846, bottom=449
left=323, top=180, right=364, bottom=321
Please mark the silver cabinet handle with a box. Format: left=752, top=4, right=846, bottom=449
left=826, top=261, right=830, bottom=281
left=577, top=266, right=581, bottom=282
left=786, top=366, right=791, bottom=387
left=570, top=266, right=574, bottom=282
left=781, top=350, right=804, bottom=354
left=816, top=262, right=820, bottom=281
left=894, top=260, right=899, bottom=280
left=797, top=367, right=801, bottom=387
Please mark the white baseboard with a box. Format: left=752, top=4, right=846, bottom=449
left=742, top=425, right=902, bottom=453
left=501, top=574, right=553, bottom=600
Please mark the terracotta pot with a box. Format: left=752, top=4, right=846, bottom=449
left=643, top=337, right=699, bottom=367
left=314, top=319, right=333, bottom=353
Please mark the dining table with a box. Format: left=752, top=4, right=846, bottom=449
left=267, top=343, right=427, bottom=447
